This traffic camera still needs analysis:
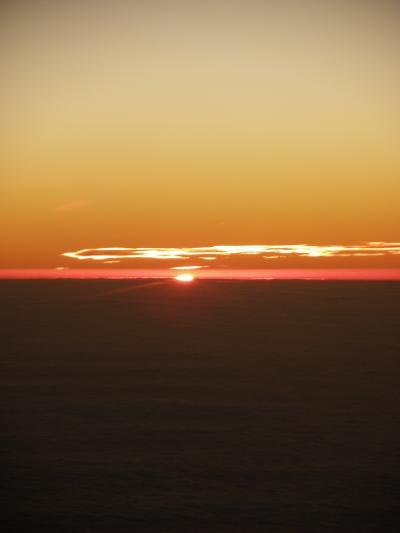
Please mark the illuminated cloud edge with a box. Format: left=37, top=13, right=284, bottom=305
left=62, top=242, right=400, bottom=262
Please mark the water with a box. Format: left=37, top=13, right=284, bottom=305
left=1, top=280, right=400, bottom=532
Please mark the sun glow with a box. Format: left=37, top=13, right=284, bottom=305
left=174, top=274, right=195, bottom=282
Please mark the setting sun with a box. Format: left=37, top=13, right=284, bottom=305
left=174, top=274, right=195, bottom=283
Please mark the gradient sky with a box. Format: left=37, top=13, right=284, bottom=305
left=1, top=0, right=399, bottom=271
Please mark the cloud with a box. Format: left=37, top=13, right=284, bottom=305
left=62, top=242, right=400, bottom=262
left=171, top=266, right=207, bottom=270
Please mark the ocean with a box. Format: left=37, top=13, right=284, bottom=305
left=1, top=280, right=400, bottom=532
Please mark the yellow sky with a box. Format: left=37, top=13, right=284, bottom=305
left=1, top=0, right=399, bottom=269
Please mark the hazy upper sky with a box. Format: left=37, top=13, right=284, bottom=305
left=1, top=0, right=399, bottom=269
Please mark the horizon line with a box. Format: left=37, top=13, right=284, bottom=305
left=1, top=269, right=400, bottom=280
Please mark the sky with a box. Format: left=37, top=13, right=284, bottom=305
left=1, top=0, right=399, bottom=274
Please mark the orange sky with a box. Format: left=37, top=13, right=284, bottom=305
left=1, top=0, right=399, bottom=271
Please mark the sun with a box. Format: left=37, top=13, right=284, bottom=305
left=174, top=274, right=195, bottom=283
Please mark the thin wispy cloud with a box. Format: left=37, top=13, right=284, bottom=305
left=62, top=243, right=400, bottom=263
left=171, top=266, right=207, bottom=270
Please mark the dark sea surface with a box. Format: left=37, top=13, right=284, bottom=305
left=1, top=280, right=400, bottom=532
